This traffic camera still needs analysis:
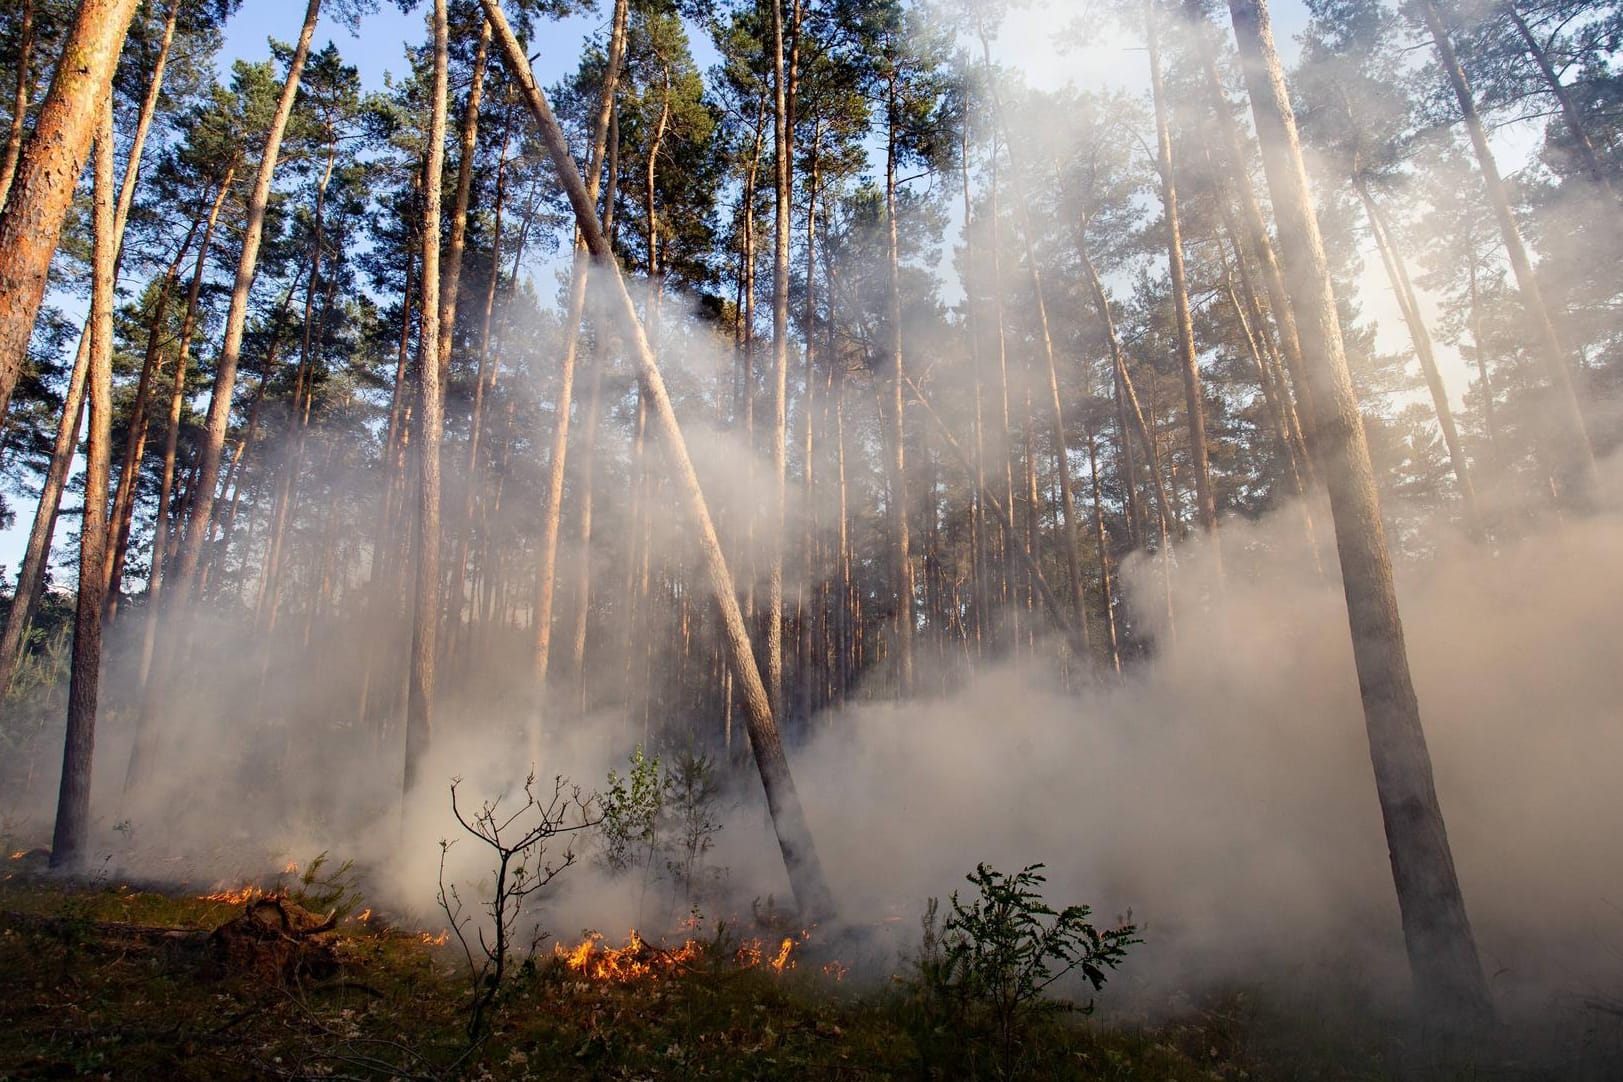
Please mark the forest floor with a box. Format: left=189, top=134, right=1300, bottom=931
left=1, top=854, right=1620, bottom=1081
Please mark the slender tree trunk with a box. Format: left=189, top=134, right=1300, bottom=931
left=767, top=0, right=795, bottom=719
left=482, top=0, right=834, bottom=919
left=1417, top=0, right=1595, bottom=500
left=527, top=0, right=626, bottom=760
left=103, top=238, right=192, bottom=617
left=0, top=0, right=143, bottom=423
left=0, top=334, right=88, bottom=694
left=1503, top=2, right=1612, bottom=194
left=440, top=19, right=492, bottom=641
left=404, top=0, right=449, bottom=796
left=141, top=167, right=234, bottom=684
left=168, top=0, right=321, bottom=605
left=0, top=0, right=37, bottom=212
left=1355, top=180, right=1480, bottom=533
left=1228, top=0, right=1492, bottom=1024
left=1467, top=259, right=1501, bottom=460
left=883, top=76, right=913, bottom=694
left=49, top=109, right=115, bottom=870
left=1148, top=0, right=1217, bottom=536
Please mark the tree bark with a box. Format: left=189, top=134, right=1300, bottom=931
left=49, top=107, right=115, bottom=871
left=481, top=0, right=835, bottom=920
left=0, top=0, right=142, bottom=423
left=1227, top=0, right=1492, bottom=1025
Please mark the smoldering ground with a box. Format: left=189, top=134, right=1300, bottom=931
left=14, top=448, right=1623, bottom=1027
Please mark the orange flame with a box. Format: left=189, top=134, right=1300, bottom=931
left=552, top=927, right=838, bottom=983
left=419, top=930, right=449, bottom=947
left=200, top=885, right=264, bottom=906
left=554, top=929, right=704, bottom=982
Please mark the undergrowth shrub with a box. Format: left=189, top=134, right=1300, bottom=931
left=905, top=862, right=1138, bottom=1078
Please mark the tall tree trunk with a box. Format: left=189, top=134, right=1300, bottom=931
left=1416, top=0, right=1595, bottom=500
left=1184, top=0, right=1319, bottom=466
left=482, top=0, right=834, bottom=919
left=1227, top=0, right=1492, bottom=1024
left=167, top=0, right=321, bottom=606
left=0, top=0, right=142, bottom=423
left=1355, top=180, right=1480, bottom=533
left=1148, top=0, right=1217, bottom=536
left=883, top=75, right=913, bottom=695
left=527, top=0, right=626, bottom=761
left=767, top=0, right=795, bottom=719
left=404, top=0, right=450, bottom=797
left=440, top=19, right=492, bottom=641
left=49, top=108, right=115, bottom=871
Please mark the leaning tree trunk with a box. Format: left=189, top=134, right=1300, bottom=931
left=1417, top=0, right=1595, bottom=501
left=0, top=0, right=187, bottom=687
left=49, top=109, right=115, bottom=871
left=1227, top=0, right=1492, bottom=1025
left=404, top=0, right=450, bottom=798
left=481, top=0, right=834, bottom=920
left=0, top=0, right=143, bottom=423
left=167, top=0, right=322, bottom=607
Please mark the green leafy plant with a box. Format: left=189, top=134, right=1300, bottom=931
left=599, top=746, right=729, bottom=927
left=599, top=746, right=667, bottom=875
left=910, top=863, right=1138, bottom=1076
